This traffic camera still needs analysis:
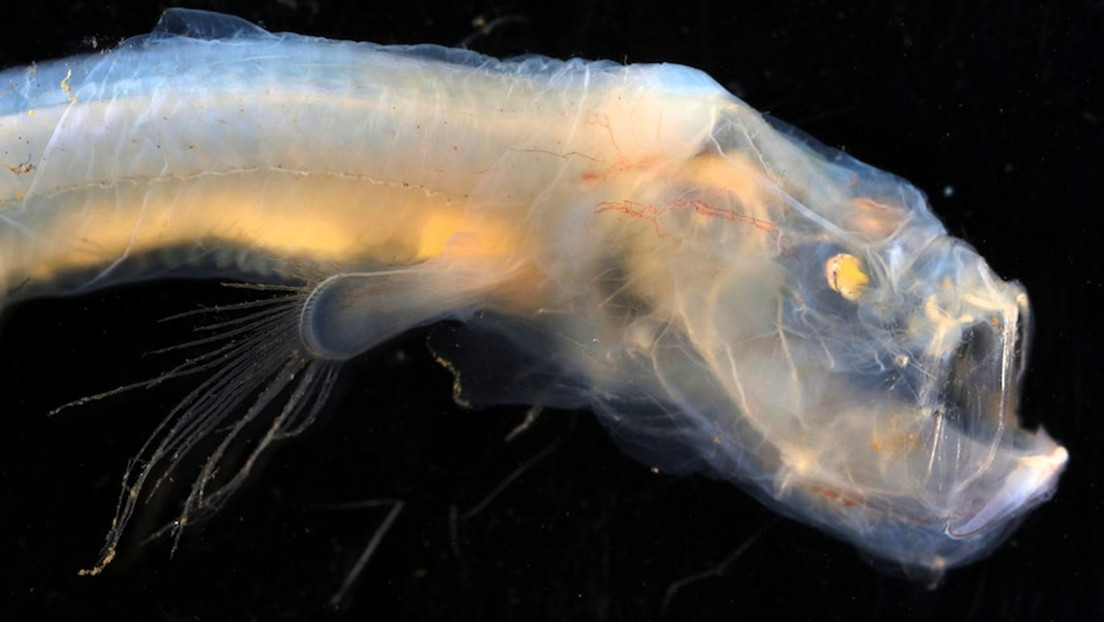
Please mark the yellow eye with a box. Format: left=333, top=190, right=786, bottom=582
left=825, top=253, right=869, bottom=301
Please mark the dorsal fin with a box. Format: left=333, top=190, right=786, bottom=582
left=149, top=8, right=274, bottom=42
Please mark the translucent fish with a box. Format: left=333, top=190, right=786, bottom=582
left=0, top=9, right=1066, bottom=577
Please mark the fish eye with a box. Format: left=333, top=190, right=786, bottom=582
left=825, top=252, right=870, bottom=301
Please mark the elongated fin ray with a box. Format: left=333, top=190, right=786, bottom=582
left=73, top=284, right=340, bottom=576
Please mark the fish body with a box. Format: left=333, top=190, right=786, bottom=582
left=0, top=9, right=1066, bottom=575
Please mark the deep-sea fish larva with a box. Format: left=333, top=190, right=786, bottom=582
left=0, top=9, right=1067, bottom=577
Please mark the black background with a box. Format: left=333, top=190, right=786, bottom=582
left=1, top=1, right=1101, bottom=620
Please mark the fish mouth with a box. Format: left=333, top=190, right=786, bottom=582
left=932, top=289, right=1068, bottom=539
left=939, top=317, right=1022, bottom=442
left=925, top=271, right=1032, bottom=448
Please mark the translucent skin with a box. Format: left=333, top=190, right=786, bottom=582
left=0, top=9, right=1066, bottom=574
